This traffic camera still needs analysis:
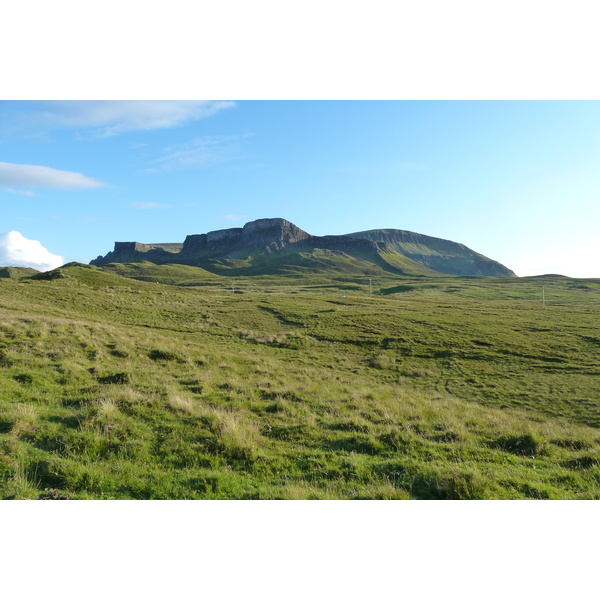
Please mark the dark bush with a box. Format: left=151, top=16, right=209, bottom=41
left=98, top=372, right=131, bottom=384
left=491, top=433, right=541, bottom=456
left=148, top=349, right=186, bottom=363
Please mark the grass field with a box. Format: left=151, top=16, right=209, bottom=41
left=1, top=264, right=599, bottom=499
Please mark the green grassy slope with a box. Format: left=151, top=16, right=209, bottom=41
left=1, top=265, right=599, bottom=499
left=99, top=261, right=222, bottom=285
left=350, top=229, right=516, bottom=276
left=148, top=243, right=184, bottom=253
left=202, top=249, right=412, bottom=278
left=0, top=267, right=39, bottom=279
left=179, top=245, right=443, bottom=278
left=376, top=249, right=442, bottom=276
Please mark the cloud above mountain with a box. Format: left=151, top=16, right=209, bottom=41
left=0, top=231, right=64, bottom=271
left=0, top=162, right=105, bottom=190
left=28, top=100, right=235, bottom=137
left=144, top=134, right=250, bottom=172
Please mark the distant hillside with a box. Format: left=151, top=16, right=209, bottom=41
left=349, top=229, right=515, bottom=277
left=0, top=266, right=40, bottom=279
left=90, top=218, right=515, bottom=278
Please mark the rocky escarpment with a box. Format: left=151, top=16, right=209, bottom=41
left=91, top=242, right=174, bottom=266
left=90, top=217, right=515, bottom=277
left=180, top=218, right=312, bottom=259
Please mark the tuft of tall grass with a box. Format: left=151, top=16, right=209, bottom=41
left=199, top=406, right=262, bottom=463
left=1, top=404, right=40, bottom=436
left=2, top=462, right=40, bottom=499
left=167, top=393, right=198, bottom=414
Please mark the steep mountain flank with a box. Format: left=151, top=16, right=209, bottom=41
left=90, top=218, right=515, bottom=277
left=348, top=229, right=516, bottom=277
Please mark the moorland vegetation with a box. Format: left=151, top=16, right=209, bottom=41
left=1, top=262, right=599, bottom=499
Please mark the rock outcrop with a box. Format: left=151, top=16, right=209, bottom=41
left=92, top=241, right=173, bottom=265
left=179, top=218, right=313, bottom=259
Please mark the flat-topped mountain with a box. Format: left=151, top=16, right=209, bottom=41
left=90, top=217, right=515, bottom=277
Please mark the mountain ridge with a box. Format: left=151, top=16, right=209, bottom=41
left=90, top=217, right=515, bottom=277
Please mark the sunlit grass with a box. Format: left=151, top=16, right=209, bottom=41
left=1, top=265, right=599, bottom=498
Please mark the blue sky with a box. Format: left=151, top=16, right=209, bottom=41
left=1, top=100, right=599, bottom=277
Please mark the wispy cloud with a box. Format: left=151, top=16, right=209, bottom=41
left=144, top=135, right=250, bottom=173
left=0, top=162, right=105, bottom=190
left=2, top=187, right=37, bottom=197
left=27, top=100, right=234, bottom=137
left=130, top=201, right=172, bottom=210
left=0, top=231, right=64, bottom=272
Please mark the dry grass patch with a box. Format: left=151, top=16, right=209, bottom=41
left=81, top=399, right=123, bottom=433
left=110, top=385, right=148, bottom=405
left=2, top=404, right=40, bottom=436
left=197, top=406, right=262, bottom=462
left=167, top=393, right=198, bottom=414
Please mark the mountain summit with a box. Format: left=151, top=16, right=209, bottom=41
left=90, top=218, right=515, bottom=277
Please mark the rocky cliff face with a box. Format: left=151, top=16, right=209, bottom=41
left=242, top=218, right=312, bottom=251
left=91, top=241, right=173, bottom=266
left=179, top=218, right=312, bottom=259
left=90, top=217, right=515, bottom=277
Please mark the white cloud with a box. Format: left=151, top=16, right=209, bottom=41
left=0, top=231, right=64, bottom=272
left=0, top=162, right=105, bottom=190
left=31, top=100, right=234, bottom=137
left=145, top=135, right=249, bottom=172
